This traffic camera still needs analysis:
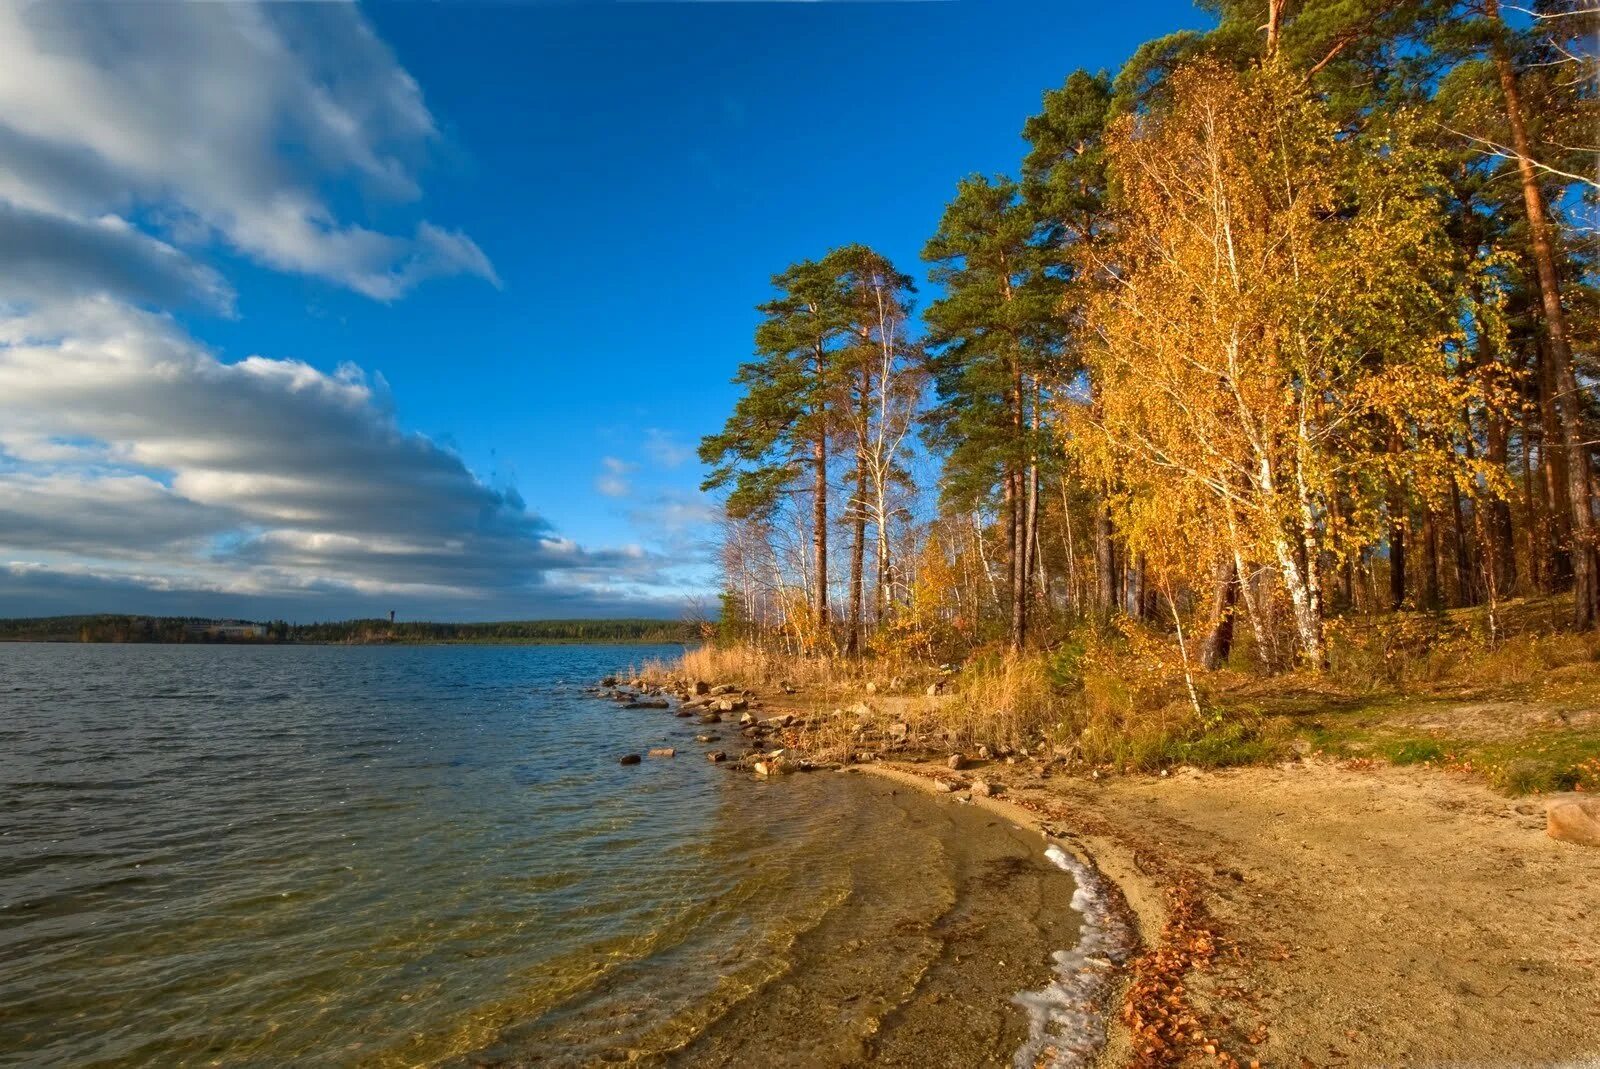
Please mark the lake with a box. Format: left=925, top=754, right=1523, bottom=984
left=0, top=644, right=1084, bottom=1067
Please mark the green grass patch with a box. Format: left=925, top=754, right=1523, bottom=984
left=1381, top=739, right=1448, bottom=765
left=1160, top=719, right=1287, bottom=769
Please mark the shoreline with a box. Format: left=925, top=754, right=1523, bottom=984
left=601, top=670, right=1600, bottom=1068
left=850, top=762, right=1148, bottom=1069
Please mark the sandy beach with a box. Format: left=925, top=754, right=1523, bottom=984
left=859, top=756, right=1600, bottom=1068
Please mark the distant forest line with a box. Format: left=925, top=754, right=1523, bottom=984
left=0, top=615, right=695, bottom=645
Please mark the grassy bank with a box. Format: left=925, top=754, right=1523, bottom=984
left=640, top=596, right=1600, bottom=796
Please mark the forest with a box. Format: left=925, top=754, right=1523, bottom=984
left=696, top=0, right=1597, bottom=761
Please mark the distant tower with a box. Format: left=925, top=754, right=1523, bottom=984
left=389, top=609, right=396, bottom=624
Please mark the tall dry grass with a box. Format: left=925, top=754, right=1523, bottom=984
left=632, top=643, right=851, bottom=691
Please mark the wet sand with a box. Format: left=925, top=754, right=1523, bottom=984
left=454, top=773, right=1088, bottom=1068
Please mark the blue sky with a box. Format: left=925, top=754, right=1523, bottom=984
left=0, top=1, right=1207, bottom=622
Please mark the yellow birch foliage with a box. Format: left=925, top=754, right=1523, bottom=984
left=1074, top=60, right=1490, bottom=663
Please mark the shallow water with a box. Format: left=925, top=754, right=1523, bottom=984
left=0, top=644, right=1080, bottom=1067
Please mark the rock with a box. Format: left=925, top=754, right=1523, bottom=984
left=947, top=754, right=967, bottom=771
left=698, top=712, right=722, bottom=724
left=690, top=680, right=710, bottom=696
left=754, top=756, right=794, bottom=776
left=926, top=683, right=942, bottom=697
left=618, top=754, right=642, bottom=765
left=706, top=750, right=728, bottom=763
left=648, top=747, right=676, bottom=758
left=694, top=733, right=719, bottom=743
left=739, top=712, right=757, bottom=726
left=847, top=701, right=873, bottom=718
left=1547, top=794, right=1600, bottom=847
left=977, top=745, right=992, bottom=760
left=632, top=698, right=670, bottom=709
left=887, top=722, right=909, bottom=743
left=775, top=713, right=796, bottom=728
left=674, top=710, right=693, bottom=718
left=935, top=778, right=962, bottom=793
left=971, top=778, right=1001, bottom=798
left=864, top=681, right=878, bottom=695
left=710, top=683, right=736, bottom=696
left=715, top=697, right=748, bottom=713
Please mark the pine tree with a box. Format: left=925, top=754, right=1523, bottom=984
left=700, top=259, right=848, bottom=643
left=923, top=176, right=1058, bottom=650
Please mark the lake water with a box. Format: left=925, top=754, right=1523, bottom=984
left=0, top=644, right=1084, bottom=1068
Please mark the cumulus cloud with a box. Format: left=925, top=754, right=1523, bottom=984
left=0, top=2, right=686, bottom=620
left=0, top=300, right=680, bottom=613
left=0, top=2, right=497, bottom=299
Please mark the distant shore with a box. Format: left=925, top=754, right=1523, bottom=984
left=0, top=615, right=694, bottom=646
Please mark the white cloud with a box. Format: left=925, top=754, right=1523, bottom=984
left=0, top=1, right=497, bottom=300
left=0, top=3, right=689, bottom=620
left=596, top=456, right=637, bottom=498
left=0, top=299, right=681, bottom=615
left=642, top=427, right=695, bottom=469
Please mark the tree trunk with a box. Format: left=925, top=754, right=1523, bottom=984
left=1201, top=557, right=1238, bottom=670
left=1537, top=332, right=1574, bottom=585
left=846, top=465, right=866, bottom=658
left=1520, top=378, right=1546, bottom=592
left=1489, top=3, right=1597, bottom=628
left=1095, top=506, right=1117, bottom=617
left=1273, top=534, right=1326, bottom=668
left=1448, top=473, right=1476, bottom=607
left=1420, top=508, right=1441, bottom=611
left=1484, top=392, right=1518, bottom=596
left=1388, top=487, right=1408, bottom=612
left=812, top=428, right=829, bottom=639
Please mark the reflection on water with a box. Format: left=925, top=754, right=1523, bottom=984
left=0, top=644, right=1077, bottom=1068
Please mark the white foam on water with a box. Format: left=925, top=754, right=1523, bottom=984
left=1011, top=841, right=1135, bottom=1069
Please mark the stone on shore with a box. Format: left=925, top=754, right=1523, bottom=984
left=710, top=684, right=736, bottom=696
left=971, top=778, right=1001, bottom=798
left=694, top=733, right=718, bottom=743
left=706, top=750, right=727, bottom=763
left=690, top=680, right=710, bottom=695
left=698, top=712, right=722, bottom=724
left=625, top=698, right=669, bottom=710
left=887, top=722, right=909, bottom=743
left=648, top=747, right=676, bottom=758
left=753, top=756, right=794, bottom=776
left=618, top=754, right=641, bottom=765
left=947, top=753, right=967, bottom=771
left=1547, top=794, right=1600, bottom=847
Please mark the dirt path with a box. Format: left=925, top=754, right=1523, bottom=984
left=870, top=758, right=1600, bottom=1068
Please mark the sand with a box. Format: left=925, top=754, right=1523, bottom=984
left=863, top=757, right=1600, bottom=1068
